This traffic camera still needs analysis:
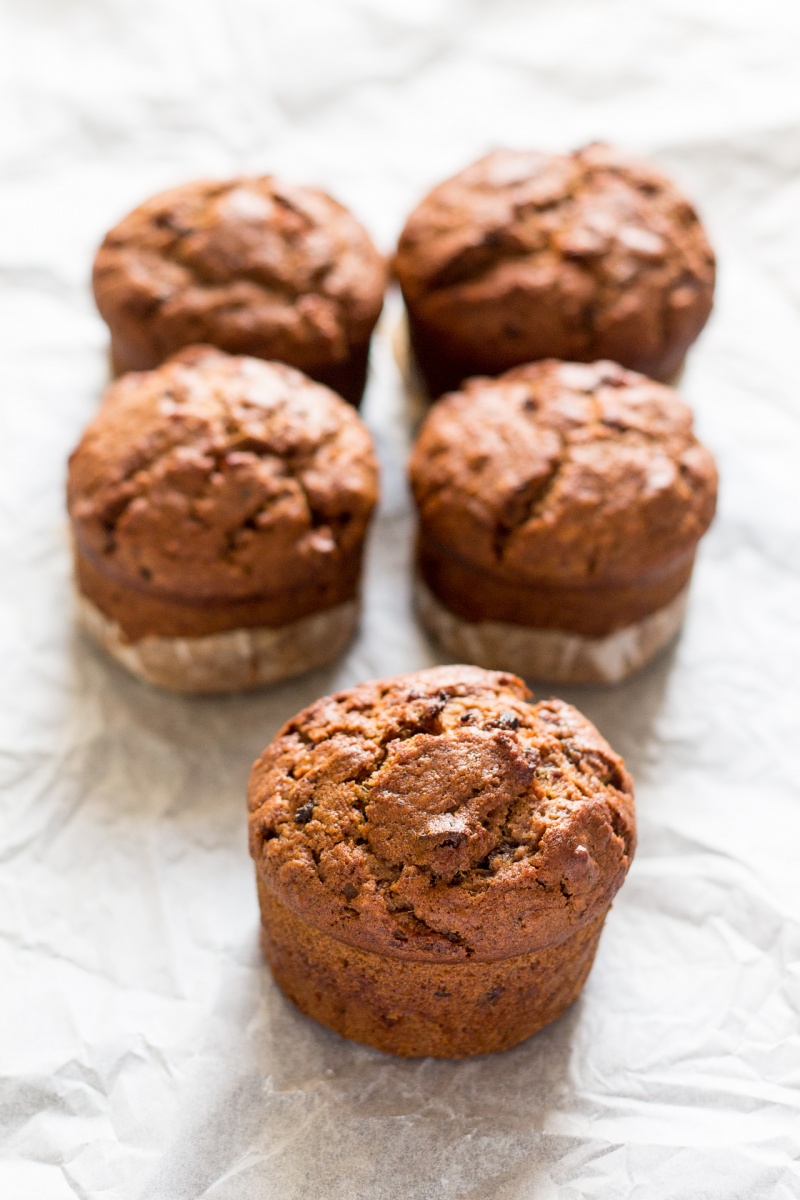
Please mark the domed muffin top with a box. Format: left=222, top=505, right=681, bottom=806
left=394, top=143, right=715, bottom=380
left=409, top=359, right=718, bottom=586
left=68, top=347, right=378, bottom=602
left=93, top=176, right=386, bottom=370
left=248, top=665, right=635, bottom=962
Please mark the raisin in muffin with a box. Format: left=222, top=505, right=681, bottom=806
left=409, top=360, right=718, bottom=684
left=248, top=665, right=635, bottom=1058
left=93, top=176, right=387, bottom=405
left=394, top=143, right=715, bottom=398
left=67, top=346, right=379, bottom=692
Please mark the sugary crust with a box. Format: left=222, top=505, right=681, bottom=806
left=408, top=359, right=717, bottom=597
left=248, top=665, right=635, bottom=964
left=77, top=591, right=359, bottom=694
left=259, top=884, right=607, bottom=1057
left=394, top=143, right=715, bottom=394
left=415, top=575, right=689, bottom=685
left=93, top=176, right=387, bottom=404
left=67, top=347, right=378, bottom=635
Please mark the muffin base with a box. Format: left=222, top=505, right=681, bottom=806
left=109, top=335, right=371, bottom=407
left=415, top=576, right=688, bottom=685
left=258, top=883, right=606, bottom=1058
left=393, top=312, right=685, bottom=403
left=76, top=591, right=358, bottom=694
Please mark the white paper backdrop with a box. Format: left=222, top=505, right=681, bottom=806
left=1, top=1, right=800, bottom=1197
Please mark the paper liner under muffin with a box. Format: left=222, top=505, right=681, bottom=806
left=257, top=879, right=607, bottom=1059
left=414, top=575, right=688, bottom=685
left=76, top=591, right=359, bottom=694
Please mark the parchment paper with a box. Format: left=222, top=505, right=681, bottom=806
left=2, top=1, right=800, bottom=1197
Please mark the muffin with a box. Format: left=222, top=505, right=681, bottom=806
left=394, top=143, right=715, bottom=398
left=248, top=664, right=635, bottom=1058
left=92, top=176, right=387, bottom=406
left=409, top=360, right=718, bottom=685
left=67, top=346, right=379, bottom=693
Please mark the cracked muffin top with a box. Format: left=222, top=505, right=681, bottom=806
left=248, top=665, right=635, bottom=962
left=93, top=176, right=386, bottom=374
left=409, top=360, right=718, bottom=586
left=394, top=143, right=715, bottom=382
left=67, top=347, right=378, bottom=601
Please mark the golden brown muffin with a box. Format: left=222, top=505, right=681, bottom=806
left=248, top=665, right=635, bottom=1057
left=408, top=360, right=718, bottom=684
left=67, top=346, right=379, bottom=692
left=394, top=143, right=715, bottom=398
left=93, top=176, right=387, bottom=406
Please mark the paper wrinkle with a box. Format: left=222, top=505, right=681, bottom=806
left=2, top=1, right=800, bottom=1197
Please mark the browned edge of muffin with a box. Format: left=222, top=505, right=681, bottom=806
left=258, top=882, right=608, bottom=1057
left=73, top=534, right=367, bottom=642
left=417, top=535, right=697, bottom=638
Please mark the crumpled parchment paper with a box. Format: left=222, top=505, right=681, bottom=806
left=1, top=1, right=800, bottom=1197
